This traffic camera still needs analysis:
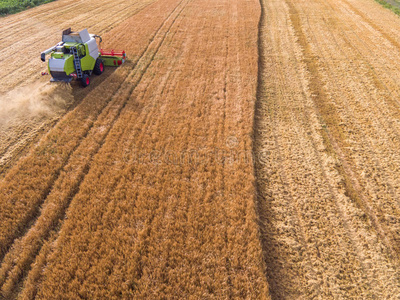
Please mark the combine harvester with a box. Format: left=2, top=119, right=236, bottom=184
left=41, top=28, right=126, bottom=87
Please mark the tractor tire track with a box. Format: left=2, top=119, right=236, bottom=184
left=312, top=1, right=400, bottom=255
left=341, top=0, right=400, bottom=52
left=296, top=0, right=400, bottom=263
left=295, top=0, right=400, bottom=292
left=321, top=0, right=400, bottom=211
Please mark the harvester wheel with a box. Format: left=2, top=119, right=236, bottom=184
left=81, top=74, right=90, bottom=87
left=93, top=59, right=104, bottom=75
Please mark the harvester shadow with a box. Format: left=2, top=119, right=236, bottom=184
left=68, top=67, right=116, bottom=104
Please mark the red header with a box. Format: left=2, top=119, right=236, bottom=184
left=100, top=49, right=126, bottom=57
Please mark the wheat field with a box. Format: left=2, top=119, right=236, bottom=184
left=1, top=0, right=400, bottom=298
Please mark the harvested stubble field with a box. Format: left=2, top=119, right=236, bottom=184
left=255, top=0, right=400, bottom=298
left=1, top=0, right=400, bottom=298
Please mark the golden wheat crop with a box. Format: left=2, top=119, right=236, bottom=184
left=0, top=0, right=270, bottom=298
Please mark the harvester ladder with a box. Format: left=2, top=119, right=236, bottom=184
left=71, top=46, right=83, bottom=79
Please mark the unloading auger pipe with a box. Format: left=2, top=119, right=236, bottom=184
left=41, top=45, right=57, bottom=62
